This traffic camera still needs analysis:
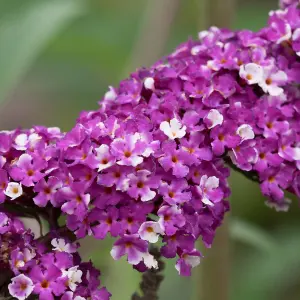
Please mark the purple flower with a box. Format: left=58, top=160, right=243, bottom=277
left=159, top=179, right=191, bottom=205
left=0, top=169, right=8, bottom=203
left=30, top=265, right=63, bottom=299
left=98, top=165, right=130, bottom=191
left=110, top=234, right=148, bottom=265
left=10, top=247, right=36, bottom=274
left=175, top=250, right=201, bottom=276
left=278, top=135, right=300, bottom=161
left=210, top=123, right=240, bottom=155
left=267, top=17, right=292, bottom=44
left=0, top=131, right=11, bottom=154
left=206, top=42, right=236, bottom=71
left=158, top=205, right=185, bottom=236
left=60, top=183, right=90, bottom=218
left=0, top=212, right=10, bottom=234
left=260, top=167, right=293, bottom=201
left=257, top=108, right=289, bottom=139
left=253, top=139, right=283, bottom=172
left=90, top=288, right=112, bottom=300
left=119, top=204, right=151, bottom=234
left=161, top=231, right=195, bottom=258
left=230, top=141, right=258, bottom=171
left=127, top=170, right=160, bottom=202
left=111, top=133, right=145, bottom=167
left=92, top=207, right=120, bottom=239
left=10, top=153, right=46, bottom=187
left=67, top=213, right=93, bottom=238
left=30, top=265, right=63, bottom=300
left=33, top=176, right=62, bottom=207
left=64, top=140, right=98, bottom=169
left=158, top=141, right=189, bottom=178
left=8, top=274, right=34, bottom=300
left=180, top=134, right=213, bottom=164
left=184, top=78, right=209, bottom=99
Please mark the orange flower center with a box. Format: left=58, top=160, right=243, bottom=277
left=27, top=169, right=34, bottom=176
left=124, top=151, right=132, bottom=158
left=246, top=74, right=253, bottom=80
left=265, top=78, right=272, bottom=85
left=101, top=158, right=108, bottom=164
left=20, top=282, right=28, bottom=291
left=168, top=191, right=175, bottom=198
left=137, top=181, right=144, bottom=189
left=146, top=227, right=154, bottom=233
left=41, top=280, right=49, bottom=289
left=172, top=156, right=178, bottom=163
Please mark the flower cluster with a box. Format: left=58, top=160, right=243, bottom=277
left=0, top=212, right=110, bottom=300
left=0, top=0, right=299, bottom=299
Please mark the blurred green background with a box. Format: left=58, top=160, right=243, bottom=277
left=1, top=0, right=300, bottom=299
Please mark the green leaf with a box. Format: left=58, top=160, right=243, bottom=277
left=0, top=0, right=85, bottom=103
left=230, top=218, right=276, bottom=253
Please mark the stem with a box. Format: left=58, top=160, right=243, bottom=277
left=131, top=247, right=165, bottom=300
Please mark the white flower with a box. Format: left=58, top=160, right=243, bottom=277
left=259, top=67, right=288, bottom=96
left=138, top=221, right=164, bottom=243
left=239, top=63, right=263, bottom=84
left=160, top=118, right=186, bottom=140
left=236, top=124, right=255, bottom=141
left=4, top=182, right=23, bottom=200
left=51, top=238, right=75, bottom=253
left=205, top=109, right=224, bottom=129
left=142, top=253, right=158, bottom=269
left=144, top=77, right=155, bottom=90
left=65, top=266, right=82, bottom=292
left=104, top=86, right=117, bottom=101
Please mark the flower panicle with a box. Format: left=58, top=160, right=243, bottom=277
left=0, top=1, right=299, bottom=299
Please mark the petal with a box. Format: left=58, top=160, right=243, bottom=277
left=144, top=77, right=155, bottom=90
left=160, top=121, right=172, bottom=138
left=205, top=176, right=219, bottom=189
left=206, top=109, right=223, bottom=128
left=236, top=124, right=255, bottom=141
